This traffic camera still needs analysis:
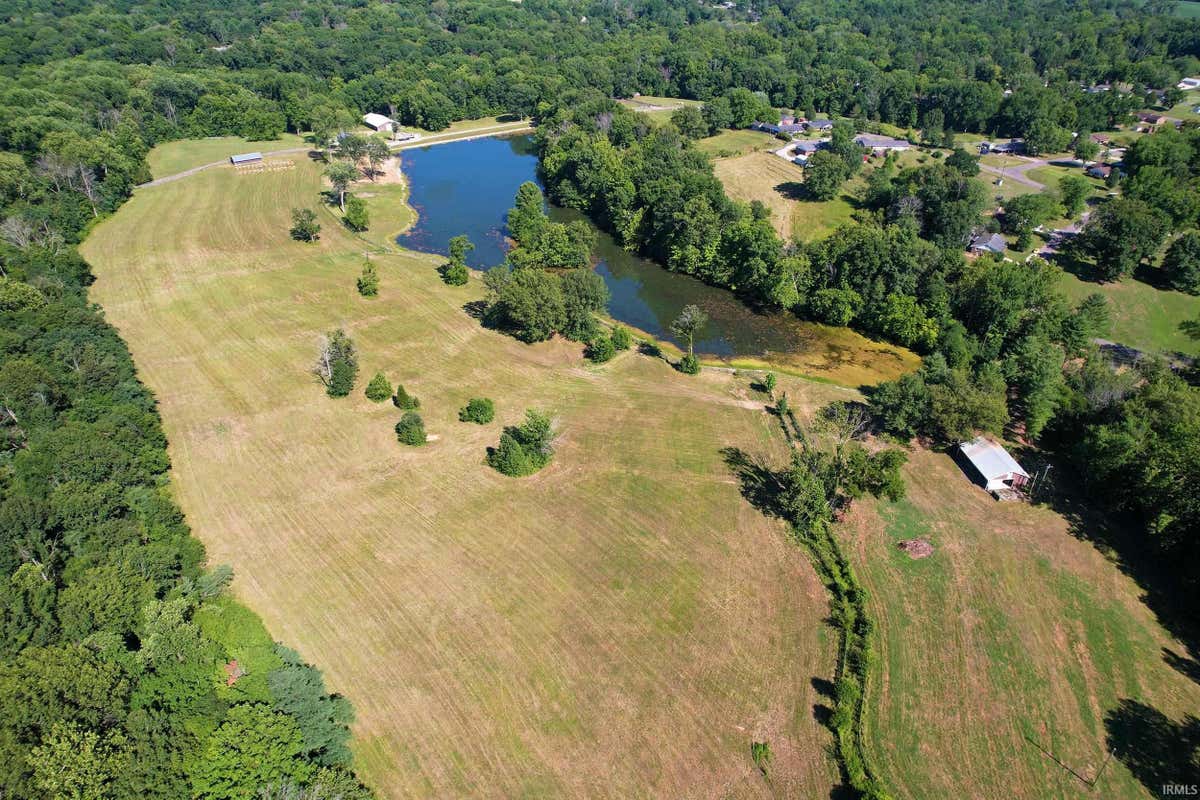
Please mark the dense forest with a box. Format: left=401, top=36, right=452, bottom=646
left=1, top=0, right=1199, bottom=796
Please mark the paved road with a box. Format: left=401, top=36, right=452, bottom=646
left=978, top=157, right=1055, bottom=191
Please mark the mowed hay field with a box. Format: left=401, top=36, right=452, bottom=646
left=80, top=150, right=845, bottom=797
left=844, top=449, right=1200, bottom=799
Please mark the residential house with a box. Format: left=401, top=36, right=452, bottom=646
left=968, top=232, right=1007, bottom=255
left=854, top=133, right=910, bottom=153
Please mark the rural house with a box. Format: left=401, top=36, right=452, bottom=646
left=968, top=232, right=1007, bottom=254
left=956, top=436, right=1030, bottom=498
left=1086, top=163, right=1113, bottom=179
left=806, top=118, right=834, bottom=131
left=854, top=133, right=910, bottom=152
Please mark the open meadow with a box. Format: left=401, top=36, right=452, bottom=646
left=846, top=449, right=1200, bottom=799
left=80, top=145, right=848, bottom=798
left=1059, top=270, right=1200, bottom=356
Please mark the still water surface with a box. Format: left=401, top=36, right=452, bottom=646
left=397, top=134, right=849, bottom=359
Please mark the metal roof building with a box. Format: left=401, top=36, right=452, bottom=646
left=229, top=152, right=262, bottom=165
left=363, top=113, right=396, bottom=132
left=957, top=437, right=1030, bottom=496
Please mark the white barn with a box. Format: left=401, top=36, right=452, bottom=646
left=957, top=437, right=1030, bottom=497
left=362, top=113, right=396, bottom=133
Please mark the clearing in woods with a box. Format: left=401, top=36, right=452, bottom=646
left=80, top=145, right=846, bottom=798
left=846, top=449, right=1200, bottom=799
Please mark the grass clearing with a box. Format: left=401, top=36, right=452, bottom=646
left=846, top=448, right=1200, bottom=799
left=82, top=142, right=846, bottom=798
left=147, top=133, right=309, bottom=178
left=1059, top=271, right=1200, bottom=356
left=696, top=129, right=781, bottom=158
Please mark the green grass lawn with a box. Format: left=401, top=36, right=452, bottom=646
left=1060, top=271, right=1200, bottom=356
left=849, top=448, right=1200, bottom=800
left=147, top=133, right=309, bottom=178
left=695, top=129, right=780, bottom=158
left=81, top=138, right=847, bottom=799
left=1166, top=89, right=1200, bottom=120
left=1175, top=1, right=1200, bottom=18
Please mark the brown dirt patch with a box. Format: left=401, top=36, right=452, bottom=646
left=896, top=538, right=934, bottom=559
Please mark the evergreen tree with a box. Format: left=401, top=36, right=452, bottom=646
left=393, top=384, right=420, bottom=410
left=356, top=261, right=379, bottom=297
left=364, top=372, right=392, bottom=402
left=395, top=413, right=426, bottom=446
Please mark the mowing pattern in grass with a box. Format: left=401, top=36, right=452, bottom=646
left=81, top=148, right=847, bottom=798
left=846, top=449, right=1200, bottom=800
left=147, top=133, right=308, bottom=179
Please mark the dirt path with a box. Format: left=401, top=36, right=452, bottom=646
left=138, top=146, right=311, bottom=188
left=389, top=122, right=534, bottom=151
left=139, top=122, right=534, bottom=189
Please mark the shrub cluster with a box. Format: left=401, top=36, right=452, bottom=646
left=393, top=383, right=420, bottom=410
left=458, top=397, right=495, bottom=424
left=395, top=412, right=426, bottom=446
left=487, top=410, right=554, bottom=477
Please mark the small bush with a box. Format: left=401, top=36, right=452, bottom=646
left=393, top=384, right=420, bottom=410
left=356, top=261, right=379, bottom=297
left=610, top=324, right=632, bottom=351
left=440, top=262, right=469, bottom=285
left=395, top=412, right=425, bottom=446
left=764, top=372, right=777, bottom=395
left=586, top=335, right=615, bottom=363
left=344, top=195, right=369, bottom=231
left=290, top=208, right=321, bottom=242
left=750, top=741, right=772, bottom=776
left=678, top=353, right=699, bottom=374
left=458, top=398, right=495, bottom=424
left=364, top=372, right=392, bottom=402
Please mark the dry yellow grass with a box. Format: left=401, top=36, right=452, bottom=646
left=80, top=151, right=846, bottom=797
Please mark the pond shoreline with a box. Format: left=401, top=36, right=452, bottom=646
left=392, top=132, right=918, bottom=387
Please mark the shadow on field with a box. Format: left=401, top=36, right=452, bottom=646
left=1163, top=647, right=1200, bottom=685
left=1035, top=459, right=1200, bottom=657
left=1104, top=699, right=1200, bottom=793
left=462, top=300, right=488, bottom=320
left=720, top=446, right=785, bottom=519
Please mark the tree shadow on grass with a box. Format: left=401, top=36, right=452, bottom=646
left=462, top=300, right=488, bottom=320
left=1035, top=460, right=1200, bottom=655
left=1163, top=647, right=1200, bottom=686
left=774, top=181, right=807, bottom=200
left=1105, top=699, right=1200, bottom=793
left=720, top=446, right=786, bottom=519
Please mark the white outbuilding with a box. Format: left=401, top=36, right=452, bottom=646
left=362, top=113, right=396, bottom=133
left=957, top=436, right=1030, bottom=498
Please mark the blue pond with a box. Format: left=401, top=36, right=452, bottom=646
left=397, top=134, right=813, bottom=357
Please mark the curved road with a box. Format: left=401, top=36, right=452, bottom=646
left=978, top=157, right=1053, bottom=191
